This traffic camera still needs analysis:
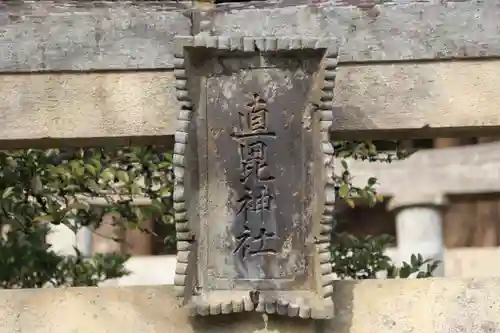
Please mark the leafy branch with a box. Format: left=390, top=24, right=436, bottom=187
left=331, top=140, right=440, bottom=280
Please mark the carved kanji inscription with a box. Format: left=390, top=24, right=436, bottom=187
left=231, top=93, right=278, bottom=261
left=202, top=66, right=314, bottom=290
left=173, top=36, right=336, bottom=318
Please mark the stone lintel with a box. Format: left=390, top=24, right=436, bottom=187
left=83, top=196, right=152, bottom=207
left=340, top=141, right=500, bottom=197
left=0, top=1, right=190, bottom=72
left=212, top=0, right=500, bottom=63
left=2, top=1, right=500, bottom=72
left=0, top=71, right=179, bottom=149
left=387, top=193, right=448, bottom=212
left=2, top=61, right=500, bottom=148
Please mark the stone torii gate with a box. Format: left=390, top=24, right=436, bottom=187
left=1, top=0, right=500, bottom=332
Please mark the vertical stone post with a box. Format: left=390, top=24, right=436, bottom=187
left=389, top=194, right=447, bottom=277
left=91, top=211, right=125, bottom=254
left=124, top=208, right=154, bottom=255
left=89, top=197, right=154, bottom=255
left=76, top=226, right=93, bottom=257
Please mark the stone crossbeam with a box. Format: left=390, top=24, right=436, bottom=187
left=339, top=141, right=500, bottom=198
left=0, top=1, right=500, bottom=147
left=2, top=1, right=500, bottom=71
left=0, top=72, right=179, bottom=149
left=1, top=279, right=500, bottom=333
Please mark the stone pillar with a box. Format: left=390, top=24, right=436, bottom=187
left=88, top=197, right=154, bottom=256
left=76, top=226, right=93, bottom=257
left=124, top=208, right=154, bottom=256
left=389, top=194, right=447, bottom=277
left=91, top=211, right=125, bottom=254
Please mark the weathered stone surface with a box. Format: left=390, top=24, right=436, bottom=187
left=3, top=1, right=500, bottom=71
left=203, top=69, right=313, bottom=287
left=0, top=71, right=178, bottom=149
left=0, top=1, right=190, bottom=71
left=212, top=0, right=500, bottom=62
left=330, top=61, right=500, bottom=138
left=174, top=37, right=334, bottom=318
left=2, top=61, right=500, bottom=147
left=1, top=3, right=500, bottom=142
left=444, top=248, right=500, bottom=278
left=2, top=279, right=500, bottom=332
left=0, top=285, right=314, bottom=333
left=331, top=277, right=500, bottom=333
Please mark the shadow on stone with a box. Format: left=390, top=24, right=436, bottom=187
left=322, top=281, right=357, bottom=333
left=189, top=312, right=315, bottom=333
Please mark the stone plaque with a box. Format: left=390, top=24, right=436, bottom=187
left=173, top=36, right=337, bottom=319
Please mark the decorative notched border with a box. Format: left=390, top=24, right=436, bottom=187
left=172, top=37, right=194, bottom=301
left=172, top=35, right=339, bottom=319
left=317, top=46, right=339, bottom=305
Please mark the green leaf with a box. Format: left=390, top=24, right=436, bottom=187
left=30, top=175, right=43, bottom=195
left=341, top=159, right=348, bottom=170
left=151, top=199, right=164, bottom=213
left=159, top=187, right=171, bottom=198
left=337, top=150, right=351, bottom=158
left=364, top=191, right=376, bottom=207
left=367, top=177, right=377, bottom=186
left=100, top=168, right=115, bottom=183
left=133, top=206, right=144, bottom=221
left=367, top=142, right=377, bottom=156
left=127, top=220, right=139, bottom=230
left=345, top=198, right=355, bottom=208
left=85, top=164, right=97, bottom=176
left=35, top=215, right=55, bottom=223
left=385, top=266, right=396, bottom=279
left=2, top=187, right=14, bottom=199
left=68, top=201, right=90, bottom=212
left=338, top=184, right=350, bottom=198
left=91, top=158, right=102, bottom=171
left=70, top=160, right=84, bottom=177
left=164, top=152, right=173, bottom=162
left=116, top=171, right=130, bottom=184
left=399, top=263, right=412, bottom=278
left=128, top=183, right=141, bottom=195
left=86, top=179, right=101, bottom=193
left=410, top=254, right=417, bottom=267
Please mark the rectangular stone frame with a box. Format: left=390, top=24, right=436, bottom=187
left=172, top=35, right=337, bottom=319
